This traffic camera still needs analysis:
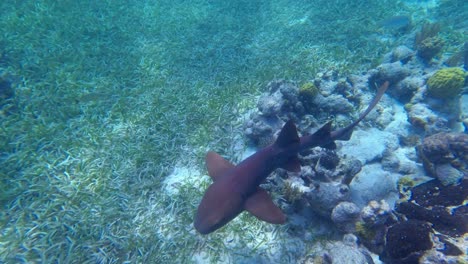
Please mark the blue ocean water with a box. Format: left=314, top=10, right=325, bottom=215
left=0, top=0, right=466, bottom=263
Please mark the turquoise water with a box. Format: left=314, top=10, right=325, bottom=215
left=0, top=0, right=466, bottom=263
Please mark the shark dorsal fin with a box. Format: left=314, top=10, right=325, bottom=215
left=205, top=151, right=234, bottom=181
left=275, top=120, right=300, bottom=149
left=244, top=188, right=286, bottom=224
left=314, top=121, right=333, bottom=138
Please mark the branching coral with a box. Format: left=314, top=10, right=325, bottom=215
left=415, top=22, right=444, bottom=62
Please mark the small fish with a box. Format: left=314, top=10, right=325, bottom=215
left=194, top=82, right=390, bottom=234
left=379, top=15, right=411, bottom=31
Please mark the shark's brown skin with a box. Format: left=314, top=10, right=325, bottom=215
left=194, top=81, right=389, bottom=234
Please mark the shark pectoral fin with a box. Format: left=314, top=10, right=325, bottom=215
left=275, top=120, right=300, bottom=149
left=244, top=188, right=286, bottom=224
left=280, top=156, right=301, bottom=173
left=205, top=151, right=234, bottom=181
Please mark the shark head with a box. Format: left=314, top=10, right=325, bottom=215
left=194, top=178, right=244, bottom=234
left=194, top=151, right=286, bottom=234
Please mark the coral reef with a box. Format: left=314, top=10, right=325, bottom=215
left=414, top=22, right=442, bottom=62
left=243, top=30, right=468, bottom=261
left=353, top=200, right=392, bottom=253
left=405, top=103, right=451, bottom=135
left=417, top=36, right=444, bottom=62
left=380, top=179, right=467, bottom=263
left=397, top=175, right=416, bottom=193
left=331, top=201, right=361, bottom=232
left=370, top=46, right=467, bottom=135
left=304, top=234, right=374, bottom=264
left=381, top=220, right=434, bottom=262
left=299, top=82, right=319, bottom=111
left=397, top=179, right=468, bottom=237
left=244, top=75, right=365, bottom=147
left=355, top=222, right=376, bottom=242
left=417, top=132, right=468, bottom=185
left=389, top=45, right=414, bottom=64
left=360, top=200, right=391, bottom=227
left=349, top=163, right=400, bottom=207
left=392, top=76, right=423, bottom=102
left=426, top=67, right=466, bottom=100
left=373, top=61, right=411, bottom=84
left=244, top=80, right=304, bottom=147
left=305, top=182, right=351, bottom=218
left=242, top=28, right=468, bottom=262
left=244, top=68, right=394, bottom=235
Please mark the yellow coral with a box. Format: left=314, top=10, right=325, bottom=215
left=355, top=221, right=375, bottom=240
left=283, top=182, right=302, bottom=203
left=427, top=67, right=466, bottom=99
left=300, top=82, right=318, bottom=96
left=397, top=176, right=415, bottom=189
left=299, top=82, right=319, bottom=110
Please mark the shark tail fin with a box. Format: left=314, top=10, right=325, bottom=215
left=353, top=81, right=389, bottom=125
left=330, top=81, right=390, bottom=142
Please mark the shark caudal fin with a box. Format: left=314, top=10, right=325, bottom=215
left=330, top=81, right=390, bottom=141
left=244, top=188, right=286, bottom=224
left=274, top=120, right=301, bottom=172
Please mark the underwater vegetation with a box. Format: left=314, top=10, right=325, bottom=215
left=378, top=15, right=412, bottom=32
left=415, top=22, right=444, bottom=62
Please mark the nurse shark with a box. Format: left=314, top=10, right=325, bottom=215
left=194, top=81, right=389, bottom=234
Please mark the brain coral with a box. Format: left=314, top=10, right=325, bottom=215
left=426, top=67, right=466, bottom=99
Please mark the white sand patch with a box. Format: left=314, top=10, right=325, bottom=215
left=385, top=99, right=412, bottom=137
left=163, top=165, right=209, bottom=196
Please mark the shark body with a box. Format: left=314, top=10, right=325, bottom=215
left=194, top=81, right=389, bottom=234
